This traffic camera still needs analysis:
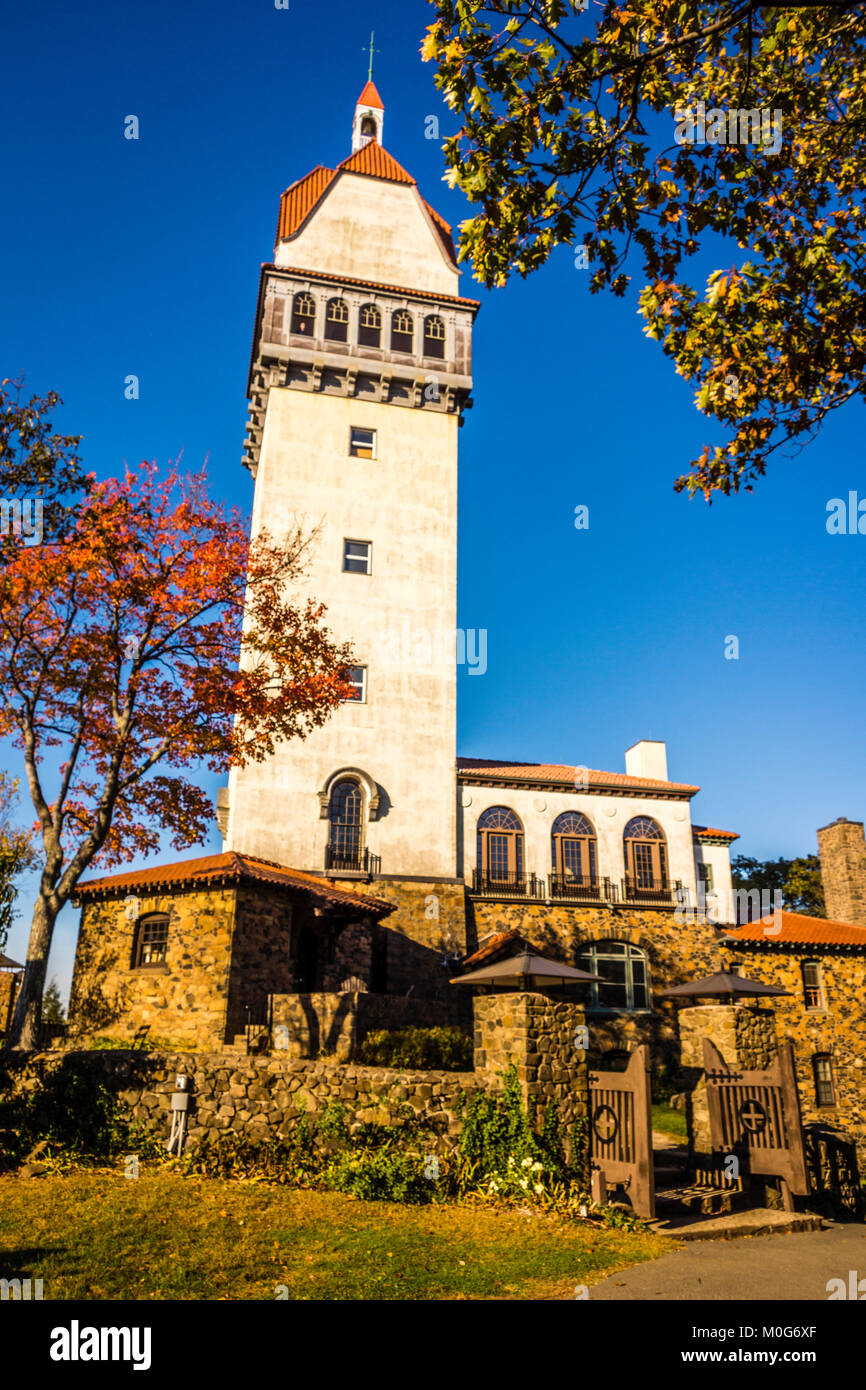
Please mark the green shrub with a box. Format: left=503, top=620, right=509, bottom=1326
left=324, top=1148, right=435, bottom=1203
left=355, top=1025, right=472, bottom=1070
left=0, top=1057, right=162, bottom=1170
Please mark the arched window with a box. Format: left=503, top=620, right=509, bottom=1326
left=132, top=913, right=169, bottom=969
left=328, top=778, right=364, bottom=869
left=325, top=298, right=349, bottom=343
left=391, top=309, right=414, bottom=353
left=360, top=114, right=378, bottom=142
left=576, top=940, right=650, bottom=1012
left=551, top=812, right=597, bottom=886
left=358, top=303, right=382, bottom=348
left=477, top=806, right=524, bottom=882
left=423, top=314, right=446, bottom=359
left=290, top=292, right=316, bottom=336
left=623, top=816, right=668, bottom=892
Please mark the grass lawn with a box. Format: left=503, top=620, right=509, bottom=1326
left=651, top=1102, right=687, bottom=1142
left=0, top=1170, right=670, bottom=1301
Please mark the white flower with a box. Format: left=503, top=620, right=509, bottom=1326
left=521, top=1156, right=532, bottom=1168
left=534, top=1184, right=544, bottom=1194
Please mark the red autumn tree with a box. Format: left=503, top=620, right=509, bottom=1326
left=0, top=460, right=354, bottom=1049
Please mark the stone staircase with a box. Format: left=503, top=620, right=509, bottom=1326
left=222, top=1029, right=270, bottom=1056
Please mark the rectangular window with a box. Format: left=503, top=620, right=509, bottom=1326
left=343, top=665, right=367, bottom=702
left=134, top=916, right=168, bottom=968
left=349, top=427, right=376, bottom=459
left=813, top=1055, right=835, bottom=1107
left=343, top=539, right=372, bottom=575
left=698, top=862, right=714, bottom=891
left=802, top=961, right=824, bottom=1010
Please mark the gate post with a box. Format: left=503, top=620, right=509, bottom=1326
left=473, top=991, right=589, bottom=1174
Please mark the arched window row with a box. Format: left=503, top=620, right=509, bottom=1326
left=473, top=807, right=674, bottom=904
left=286, top=293, right=448, bottom=358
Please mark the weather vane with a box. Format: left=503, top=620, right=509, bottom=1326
left=364, top=30, right=380, bottom=82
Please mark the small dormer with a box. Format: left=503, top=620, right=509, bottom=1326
left=352, top=80, right=384, bottom=152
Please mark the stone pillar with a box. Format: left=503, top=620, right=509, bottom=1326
left=678, top=1003, right=779, bottom=1182
left=817, top=817, right=866, bottom=926
left=473, top=991, right=588, bottom=1145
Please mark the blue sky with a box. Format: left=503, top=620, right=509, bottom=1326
left=3, top=0, right=865, bottom=999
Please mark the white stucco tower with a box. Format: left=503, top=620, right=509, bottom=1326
left=220, top=83, right=478, bottom=881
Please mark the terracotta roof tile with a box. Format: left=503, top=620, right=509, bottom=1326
left=357, top=80, right=384, bottom=109
left=276, top=166, right=338, bottom=242
left=337, top=141, right=414, bottom=184
left=723, top=911, right=866, bottom=948
left=74, top=852, right=394, bottom=915
left=692, top=825, right=740, bottom=842
left=457, top=757, right=699, bottom=796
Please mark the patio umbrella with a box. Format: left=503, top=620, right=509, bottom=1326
left=657, top=971, right=790, bottom=1004
left=451, top=949, right=603, bottom=988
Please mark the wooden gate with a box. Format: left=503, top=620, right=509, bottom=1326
left=588, top=1043, right=655, bottom=1218
left=702, top=1038, right=809, bottom=1210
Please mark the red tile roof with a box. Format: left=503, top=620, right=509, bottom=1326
left=73, top=852, right=394, bottom=915
left=275, top=142, right=458, bottom=266
left=724, top=911, right=866, bottom=949
left=338, top=141, right=414, bottom=184
left=276, top=166, right=338, bottom=242
left=357, top=80, right=384, bottom=109
left=692, top=825, right=740, bottom=842
left=457, top=758, right=699, bottom=796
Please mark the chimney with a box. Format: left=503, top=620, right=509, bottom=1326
left=816, top=817, right=866, bottom=926
left=625, top=740, right=668, bottom=783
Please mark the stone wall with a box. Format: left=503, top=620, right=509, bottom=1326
left=468, top=898, right=723, bottom=1070
left=328, top=878, right=470, bottom=998
left=0, top=1048, right=479, bottom=1154
left=67, top=887, right=238, bottom=1050
left=270, top=992, right=465, bottom=1063
left=722, top=945, right=866, bottom=1168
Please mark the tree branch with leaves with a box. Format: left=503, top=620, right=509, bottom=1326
left=424, top=0, right=866, bottom=496
left=0, top=453, right=354, bottom=1049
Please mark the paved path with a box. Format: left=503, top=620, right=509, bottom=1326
left=588, top=1224, right=866, bottom=1300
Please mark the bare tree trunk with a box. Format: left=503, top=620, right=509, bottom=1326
left=5, top=894, right=56, bottom=1050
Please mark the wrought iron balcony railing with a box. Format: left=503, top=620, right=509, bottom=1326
left=620, top=876, right=679, bottom=906
left=324, top=846, right=381, bottom=876
left=548, top=873, right=614, bottom=905
left=471, top=869, right=546, bottom=900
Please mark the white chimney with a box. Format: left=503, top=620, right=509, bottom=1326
left=625, top=740, right=668, bottom=783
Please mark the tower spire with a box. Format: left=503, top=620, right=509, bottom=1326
left=352, top=51, right=385, bottom=153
